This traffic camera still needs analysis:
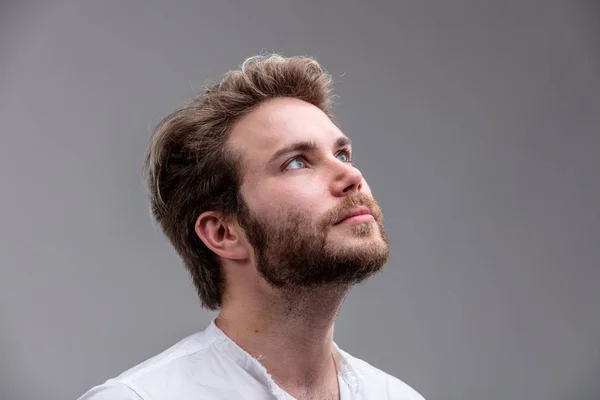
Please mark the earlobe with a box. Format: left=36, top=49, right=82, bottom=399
left=195, top=212, right=248, bottom=261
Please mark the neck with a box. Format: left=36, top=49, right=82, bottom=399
left=215, top=283, right=350, bottom=394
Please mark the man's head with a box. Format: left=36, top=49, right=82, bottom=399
left=143, top=54, right=389, bottom=310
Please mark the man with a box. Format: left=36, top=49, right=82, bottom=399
left=79, top=54, right=424, bottom=400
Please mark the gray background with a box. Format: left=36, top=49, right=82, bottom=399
left=1, top=1, right=599, bottom=399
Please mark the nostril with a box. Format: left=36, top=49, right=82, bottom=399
left=343, top=183, right=358, bottom=193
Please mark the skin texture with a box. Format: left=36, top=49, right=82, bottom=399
left=194, top=97, right=390, bottom=399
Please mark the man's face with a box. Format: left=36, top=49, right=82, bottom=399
left=228, top=98, right=389, bottom=288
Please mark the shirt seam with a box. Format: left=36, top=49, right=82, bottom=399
left=119, top=334, right=222, bottom=385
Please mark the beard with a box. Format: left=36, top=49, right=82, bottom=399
left=236, top=192, right=390, bottom=288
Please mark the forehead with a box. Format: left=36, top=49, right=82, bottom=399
left=228, top=97, right=346, bottom=168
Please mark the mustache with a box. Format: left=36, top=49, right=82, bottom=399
left=321, top=193, right=383, bottom=228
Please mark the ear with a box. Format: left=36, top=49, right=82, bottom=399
left=195, top=211, right=248, bottom=261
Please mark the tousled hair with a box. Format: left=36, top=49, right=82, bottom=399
left=142, top=54, right=336, bottom=310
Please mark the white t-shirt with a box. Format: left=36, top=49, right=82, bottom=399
left=79, top=319, right=425, bottom=400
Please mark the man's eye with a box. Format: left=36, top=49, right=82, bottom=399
left=284, top=156, right=307, bottom=170
left=283, top=150, right=353, bottom=171
left=337, top=149, right=353, bottom=163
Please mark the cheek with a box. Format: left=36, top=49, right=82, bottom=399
left=255, top=180, right=328, bottom=217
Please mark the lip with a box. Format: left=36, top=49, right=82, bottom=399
left=334, top=206, right=374, bottom=225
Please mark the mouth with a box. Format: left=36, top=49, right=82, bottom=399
left=334, top=206, right=375, bottom=225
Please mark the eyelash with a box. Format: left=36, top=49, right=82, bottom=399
left=283, top=149, right=354, bottom=170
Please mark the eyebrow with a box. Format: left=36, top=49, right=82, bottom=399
left=267, top=136, right=352, bottom=165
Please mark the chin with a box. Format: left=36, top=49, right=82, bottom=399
left=330, top=222, right=382, bottom=239
left=329, top=235, right=387, bottom=253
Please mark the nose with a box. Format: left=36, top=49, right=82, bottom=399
left=330, top=160, right=366, bottom=197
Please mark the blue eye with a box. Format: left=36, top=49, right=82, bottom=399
left=337, top=149, right=353, bottom=163
left=283, top=150, right=353, bottom=171
left=284, top=157, right=307, bottom=170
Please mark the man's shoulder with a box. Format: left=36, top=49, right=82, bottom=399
left=339, top=348, right=426, bottom=400
left=78, top=382, right=142, bottom=400
left=78, top=329, right=224, bottom=400
left=114, top=330, right=215, bottom=382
